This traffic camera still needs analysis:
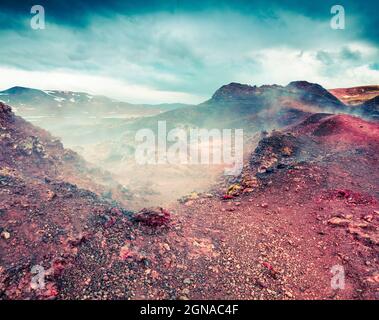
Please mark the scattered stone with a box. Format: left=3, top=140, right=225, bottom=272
left=262, top=262, right=279, bottom=278
left=182, top=288, right=190, bottom=295
left=227, top=184, right=242, bottom=196
left=46, top=190, right=56, bottom=201
left=119, top=243, right=132, bottom=261
left=150, top=270, right=159, bottom=279
left=366, top=274, right=379, bottom=284
left=255, top=279, right=266, bottom=288
left=188, top=192, right=199, bottom=200
left=363, top=214, right=373, bottom=222
left=132, top=207, right=171, bottom=227
left=328, top=217, right=350, bottom=227
left=1, top=230, right=10, bottom=240
left=324, top=189, right=376, bottom=205
left=350, top=221, right=369, bottom=229
left=348, top=227, right=379, bottom=245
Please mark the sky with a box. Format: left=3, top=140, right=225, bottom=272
left=0, top=0, right=378, bottom=104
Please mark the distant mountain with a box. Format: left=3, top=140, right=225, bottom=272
left=0, top=86, right=193, bottom=146
left=329, top=85, right=379, bottom=105
left=0, top=86, right=191, bottom=119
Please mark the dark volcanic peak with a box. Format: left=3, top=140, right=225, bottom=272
left=286, top=80, right=344, bottom=107
left=286, top=81, right=330, bottom=96
left=211, top=82, right=258, bottom=101
left=209, top=80, right=344, bottom=109
left=210, top=82, right=282, bottom=102
left=286, top=80, right=321, bottom=90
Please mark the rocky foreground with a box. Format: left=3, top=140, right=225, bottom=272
left=0, top=83, right=379, bottom=299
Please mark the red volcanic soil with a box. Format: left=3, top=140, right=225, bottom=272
left=329, top=86, right=379, bottom=105
left=1, top=101, right=378, bottom=300
left=0, top=102, right=134, bottom=299
left=133, top=113, right=378, bottom=300
left=298, top=113, right=379, bottom=144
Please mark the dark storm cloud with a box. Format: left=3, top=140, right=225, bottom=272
left=1, top=0, right=378, bottom=41
left=1, top=1, right=378, bottom=47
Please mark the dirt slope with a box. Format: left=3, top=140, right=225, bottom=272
left=0, top=102, right=135, bottom=299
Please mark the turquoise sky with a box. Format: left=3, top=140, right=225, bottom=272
left=0, top=0, right=378, bottom=103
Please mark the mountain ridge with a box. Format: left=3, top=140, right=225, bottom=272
left=0, top=86, right=193, bottom=117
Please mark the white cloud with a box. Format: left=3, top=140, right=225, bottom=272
left=0, top=10, right=377, bottom=101
left=242, top=42, right=379, bottom=89
left=245, top=48, right=323, bottom=86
